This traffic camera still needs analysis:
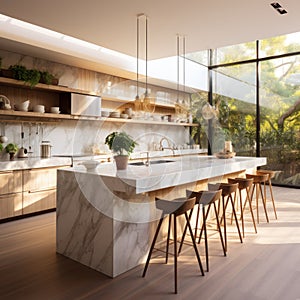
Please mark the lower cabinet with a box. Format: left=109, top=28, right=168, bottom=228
left=0, top=193, right=22, bottom=219
left=0, top=170, right=23, bottom=219
left=0, top=166, right=69, bottom=220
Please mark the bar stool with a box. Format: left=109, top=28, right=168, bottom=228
left=179, top=189, right=226, bottom=272
left=228, top=177, right=257, bottom=237
left=246, top=173, right=269, bottom=223
left=142, top=197, right=205, bottom=294
left=256, top=169, right=278, bottom=219
left=208, top=182, right=242, bottom=252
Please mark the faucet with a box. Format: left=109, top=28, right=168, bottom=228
left=140, top=151, right=150, bottom=166
left=159, top=137, right=176, bottom=156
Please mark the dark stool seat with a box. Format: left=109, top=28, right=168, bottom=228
left=246, top=173, right=269, bottom=223
left=228, top=177, right=257, bottom=237
left=179, top=189, right=226, bottom=272
left=208, top=182, right=242, bottom=252
left=142, top=197, right=205, bottom=294
left=256, top=170, right=278, bottom=219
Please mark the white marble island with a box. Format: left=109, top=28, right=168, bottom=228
left=56, top=155, right=266, bottom=277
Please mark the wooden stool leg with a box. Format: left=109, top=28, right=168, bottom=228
left=229, top=194, right=243, bottom=243
left=184, top=212, right=205, bottom=276
left=222, top=195, right=227, bottom=252
left=239, top=189, right=245, bottom=238
left=173, top=215, right=178, bottom=294
left=178, top=207, right=194, bottom=254
left=268, top=179, right=278, bottom=219
left=213, top=202, right=226, bottom=257
left=259, top=183, right=269, bottom=223
left=202, top=206, right=209, bottom=271
left=142, top=217, right=164, bottom=277
left=166, top=215, right=172, bottom=263
left=246, top=187, right=257, bottom=233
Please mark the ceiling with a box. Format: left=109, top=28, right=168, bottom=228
left=0, top=0, right=299, bottom=77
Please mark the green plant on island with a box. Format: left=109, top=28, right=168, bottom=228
left=105, top=131, right=137, bottom=156
left=5, top=143, right=18, bottom=154
left=0, top=143, right=3, bottom=152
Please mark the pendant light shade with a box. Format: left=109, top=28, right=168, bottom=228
left=134, top=14, right=142, bottom=114
left=175, top=35, right=189, bottom=122
left=142, top=15, right=155, bottom=115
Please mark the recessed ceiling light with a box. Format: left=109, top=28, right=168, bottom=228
left=270, top=2, right=288, bottom=15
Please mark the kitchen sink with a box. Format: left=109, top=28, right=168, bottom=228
left=129, top=159, right=175, bottom=166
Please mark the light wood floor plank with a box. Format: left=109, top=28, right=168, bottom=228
left=0, top=186, right=299, bottom=300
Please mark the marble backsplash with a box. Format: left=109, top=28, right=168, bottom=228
left=0, top=49, right=190, bottom=158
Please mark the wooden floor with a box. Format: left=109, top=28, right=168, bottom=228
left=0, top=186, right=299, bottom=300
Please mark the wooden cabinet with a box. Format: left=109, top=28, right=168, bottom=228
left=0, top=166, right=69, bottom=220
left=22, top=167, right=58, bottom=214
left=0, top=170, right=23, bottom=219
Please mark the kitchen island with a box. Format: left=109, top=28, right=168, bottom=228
left=56, top=155, right=266, bottom=277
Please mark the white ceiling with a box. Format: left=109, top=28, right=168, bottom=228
left=0, top=0, right=299, bottom=75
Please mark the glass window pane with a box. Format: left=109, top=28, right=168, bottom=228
left=260, top=31, right=300, bottom=58
left=211, top=41, right=256, bottom=65
left=260, top=56, right=300, bottom=187
left=211, top=63, right=256, bottom=155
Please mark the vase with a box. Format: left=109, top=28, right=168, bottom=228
left=114, top=155, right=128, bottom=170
left=9, top=152, right=15, bottom=160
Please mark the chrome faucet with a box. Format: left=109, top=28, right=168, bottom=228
left=159, top=137, right=176, bottom=156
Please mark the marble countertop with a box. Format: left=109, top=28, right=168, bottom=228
left=61, top=155, right=267, bottom=194
left=0, top=156, right=72, bottom=171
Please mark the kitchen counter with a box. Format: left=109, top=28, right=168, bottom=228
left=0, top=156, right=72, bottom=171
left=56, top=155, right=266, bottom=277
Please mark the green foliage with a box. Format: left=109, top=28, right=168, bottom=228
left=5, top=143, right=18, bottom=153
left=40, top=71, right=54, bottom=84
left=0, top=143, right=3, bottom=152
left=105, top=131, right=137, bottom=156
left=9, top=65, right=41, bottom=87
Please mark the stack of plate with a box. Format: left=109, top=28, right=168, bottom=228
left=110, top=112, right=120, bottom=118
left=101, top=110, right=110, bottom=117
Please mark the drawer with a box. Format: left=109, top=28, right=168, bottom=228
left=0, top=170, right=22, bottom=194
left=23, top=189, right=56, bottom=214
left=23, top=167, right=58, bottom=192
left=0, top=192, right=22, bottom=220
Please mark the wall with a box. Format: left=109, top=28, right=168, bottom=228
left=0, top=49, right=190, bottom=158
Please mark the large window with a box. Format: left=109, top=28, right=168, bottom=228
left=189, top=34, right=300, bottom=188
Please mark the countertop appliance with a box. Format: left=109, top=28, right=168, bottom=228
left=59, top=93, right=101, bottom=117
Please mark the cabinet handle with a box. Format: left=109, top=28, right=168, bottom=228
left=0, top=192, right=19, bottom=198
left=28, top=187, right=56, bottom=193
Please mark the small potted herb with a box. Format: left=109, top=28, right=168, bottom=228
left=5, top=143, right=19, bottom=160
left=105, top=131, right=137, bottom=170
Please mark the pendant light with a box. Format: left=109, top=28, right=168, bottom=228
left=175, top=35, right=188, bottom=122
left=134, top=14, right=142, bottom=115
left=142, top=14, right=155, bottom=116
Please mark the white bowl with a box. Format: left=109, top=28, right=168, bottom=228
left=50, top=106, right=60, bottom=114
left=33, top=105, right=45, bottom=113
left=80, top=160, right=100, bottom=170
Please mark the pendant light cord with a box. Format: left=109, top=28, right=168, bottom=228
left=136, top=16, right=140, bottom=97
left=177, top=34, right=180, bottom=101
left=145, top=16, right=148, bottom=95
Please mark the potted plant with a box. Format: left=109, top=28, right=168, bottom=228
left=5, top=143, right=19, bottom=160
left=9, top=65, right=41, bottom=87
left=105, top=131, right=137, bottom=170
left=39, top=71, right=59, bottom=85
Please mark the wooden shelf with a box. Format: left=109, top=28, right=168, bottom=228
left=0, top=76, right=195, bottom=126
left=0, top=76, right=96, bottom=95
left=0, top=110, right=197, bottom=126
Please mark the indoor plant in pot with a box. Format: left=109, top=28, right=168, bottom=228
left=105, top=131, right=137, bottom=170
left=5, top=143, right=19, bottom=160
